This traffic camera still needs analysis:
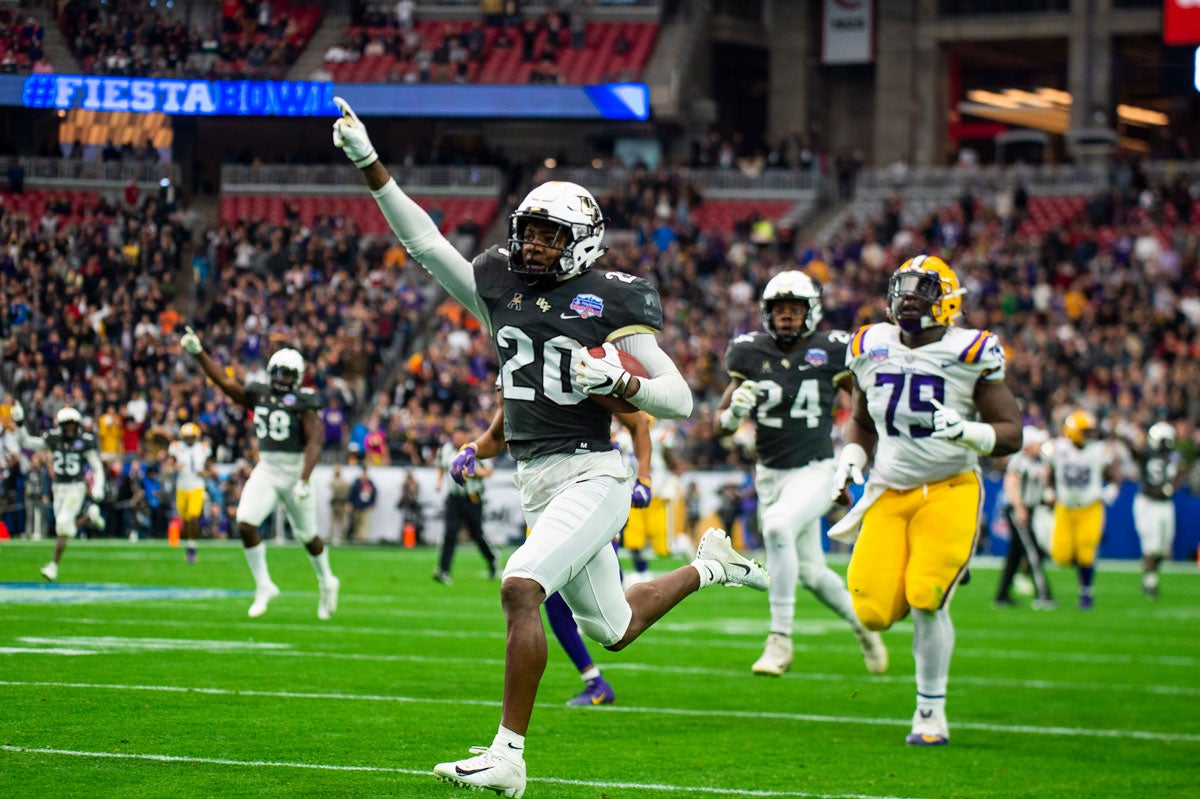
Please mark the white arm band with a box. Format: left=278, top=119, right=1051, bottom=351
left=958, top=421, right=997, bottom=456
left=614, top=334, right=693, bottom=420
left=371, top=179, right=489, bottom=325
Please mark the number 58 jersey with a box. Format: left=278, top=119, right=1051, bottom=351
left=845, top=323, right=1006, bottom=490
left=244, top=382, right=322, bottom=470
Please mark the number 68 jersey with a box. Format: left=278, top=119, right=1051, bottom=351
left=845, top=323, right=1006, bottom=490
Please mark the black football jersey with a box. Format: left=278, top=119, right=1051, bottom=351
left=724, top=330, right=851, bottom=469
left=1137, top=448, right=1178, bottom=500
left=45, top=430, right=98, bottom=483
left=244, top=382, right=322, bottom=454
left=473, top=246, right=664, bottom=461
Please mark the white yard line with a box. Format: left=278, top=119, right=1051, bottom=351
left=2, top=680, right=1197, bottom=743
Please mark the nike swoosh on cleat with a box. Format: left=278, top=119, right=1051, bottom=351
left=731, top=563, right=751, bottom=575
left=506, top=743, right=523, bottom=751
left=455, top=766, right=494, bottom=776
left=592, top=695, right=605, bottom=705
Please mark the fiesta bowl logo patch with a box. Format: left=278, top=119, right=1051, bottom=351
left=281, top=394, right=296, bottom=406
left=570, top=293, right=604, bottom=318
left=868, top=346, right=889, bottom=363
left=804, top=348, right=828, bottom=367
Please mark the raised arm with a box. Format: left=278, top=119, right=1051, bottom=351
left=10, top=403, right=47, bottom=450
left=180, top=327, right=252, bottom=408
left=331, top=97, right=488, bottom=326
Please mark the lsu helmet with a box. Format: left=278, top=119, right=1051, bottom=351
left=887, top=255, right=965, bottom=334
left=180, top=422, right=201, bottom=441
left=761, top=271, right=823, bottom=345
left=267, top=348, right=305, bottom=394
left=508, top=181, right=606, bottom=283
left=1147, top=421, right=1175, bottom=452
left=1062, top=410, right=1096, bottom=447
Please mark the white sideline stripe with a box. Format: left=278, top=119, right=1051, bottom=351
left=2, top=680, right=1197, bottom=743
left=30, top=614, right=1200, bottom=669
left=0, top=745, right=926, bottom=799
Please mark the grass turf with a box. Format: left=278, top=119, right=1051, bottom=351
left=1, top=538, right=1197, bottom=798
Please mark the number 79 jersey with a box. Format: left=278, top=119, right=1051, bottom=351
left=724, top=330, right=850, bottom=469
left=845, top=323, right=1006, bottom=489
left=244, top=382, right=322, bottom=455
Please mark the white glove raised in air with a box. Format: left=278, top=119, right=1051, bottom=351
left=831, top=442, right=867, bottom=503
left=573, top=343, right=632, bottom=397
left=9, top=400, right=24, bottom=425
left=929, top=397, right=996, bottom=455
left=331, top=96, right=379, bottom=169
left=180, top=326, right=203, bottom=355
left=292, top=481, right=312, bottom=502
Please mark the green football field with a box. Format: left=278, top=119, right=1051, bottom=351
left=1, top=538, right=1196, bottom=799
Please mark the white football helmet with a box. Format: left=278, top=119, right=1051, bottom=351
left=761, top=271, right=822, bottom=344
left=1147, top=421, right=1175, bottom=451
left=56, top=407, right=83, bottom=427
left=267, top=348, right=305, bottom=393
left=508, top=181, right=606, bottom=282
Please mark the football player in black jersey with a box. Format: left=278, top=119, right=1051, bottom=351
left=180, top=329, right=340, bottom=620
left=12, top=404, right=105, bottom=581
left=335, top=96, right=767, bottom=797
left=1127, top=421, right=1181, bottom=600
left=715, top=271, right=888, bottom=678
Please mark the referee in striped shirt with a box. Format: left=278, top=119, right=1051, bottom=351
left=995, top=425, right=1056, bottom=608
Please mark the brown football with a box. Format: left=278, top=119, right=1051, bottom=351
left=586, top=346, right=648, bottom=415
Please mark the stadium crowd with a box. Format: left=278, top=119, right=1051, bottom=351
left=2, top=151, right=1199, bottom=541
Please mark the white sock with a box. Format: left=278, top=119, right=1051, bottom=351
left=764, top=529, right=797, bottom=633
left=580, top=666, right=601, bottom=682
left=912, top=608, right=953, bottom=698
left=691, top=558, right=724, bottom=589
left=493, top=725, right=525, bottom=761
left=308, top=548, right=333, bottom=582
left=243, top=543, right=272, bottom=590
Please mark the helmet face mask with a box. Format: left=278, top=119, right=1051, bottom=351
left=761, top=271, right=822, bottom=345
left=508, top=181, right=605, bottom=283
left=888, top=256, right=963, bottom=334
left=267, top=348, right=305, bottom=394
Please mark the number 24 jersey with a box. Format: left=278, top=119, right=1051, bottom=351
left=845, top=323, right=1006, bottom=489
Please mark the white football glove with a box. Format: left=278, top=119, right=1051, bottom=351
left=1101, top=483, right=1119, bottom=506
left=292, top=480, right=312, bottom=501
left=331, top=96, right=379, bottom=169
left=929, top=397, right=996, bottom=455
left=180, top=326, right=203, bottom=355
left=573, top=343, right=631, bottom=397
left=90, top=486, right=104, bottom=502
left=831, top=442, right=867, bottom=502
left=728, top=381, right=758, bottom=418
left=9, top=400, right=24, bottom=425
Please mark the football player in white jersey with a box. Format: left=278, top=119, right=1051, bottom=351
left=167, top=422, right=212, bottom=563
left=12, top=403, right=106, bottom=581
left=830, top=255, right=1022, bottom=746
left=1046, top=410, right=1121, bottom=610
left=335, top=97, right=766, bottom=798
left=1127, top=421, right=1181, bottom=600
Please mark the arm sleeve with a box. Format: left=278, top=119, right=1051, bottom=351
left=371, top=179, right=489, bottom=325
left=16, top=428, right=47, bottom=451
left=87, top=450, right=105, bottom=496
left=614, top=333, right=693, bottom=420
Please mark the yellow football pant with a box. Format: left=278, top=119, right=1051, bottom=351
left=176, top=487, right=206, bottom=521
left=1051, top=502, right=1103, bottom=568
left=847, top=471, right=981, bottom=632
left=623, top=498, right=670, bottom=557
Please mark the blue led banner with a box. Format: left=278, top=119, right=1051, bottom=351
left=13, top=75, right=649, bottom=120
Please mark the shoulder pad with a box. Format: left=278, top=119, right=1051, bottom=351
left=849, top=324, right=874, bottom=357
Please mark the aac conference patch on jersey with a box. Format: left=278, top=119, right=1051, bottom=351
left=804, top=348, right=828, bottom=367
left=569, top=293, right=604, bottom=318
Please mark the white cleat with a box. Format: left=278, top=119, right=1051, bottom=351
left=247, top=582, right=281, bottom=618
left=433, top=745, right=526, bottom=798
left=751, top=632, right=793, bottom=676
left=695, top=527, right=769, bottom=591
left=318, top=576, right=340, bottom=620
left=858, top=629, right=889, bottom=675
left=906, top=706, right=949, bottom=746
left=40, top=562, right=58, bottom=581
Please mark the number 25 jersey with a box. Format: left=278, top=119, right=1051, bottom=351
left=845, top=323, right=1006, bottom=489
